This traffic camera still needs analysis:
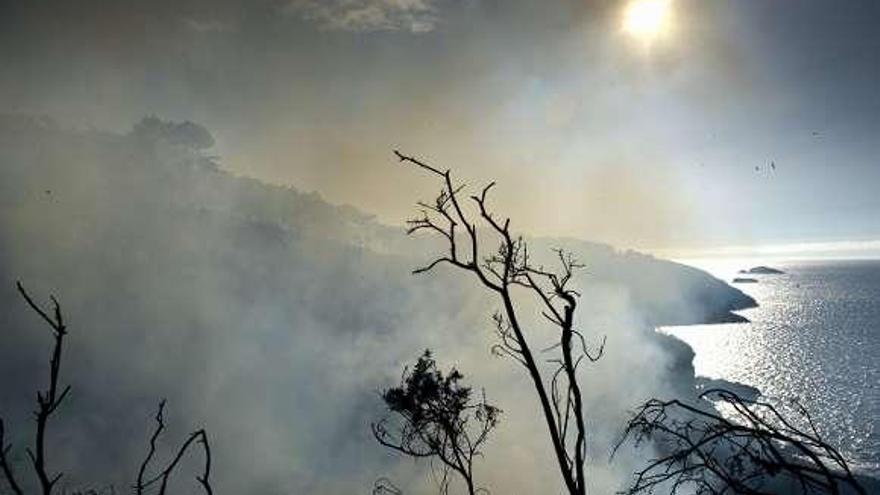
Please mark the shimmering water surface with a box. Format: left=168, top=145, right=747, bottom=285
left=663, top=259, right=880, bottom=475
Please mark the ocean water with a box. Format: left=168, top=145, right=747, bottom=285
left=663, top=259, right=880, bottom=476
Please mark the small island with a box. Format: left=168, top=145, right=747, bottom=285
left=739, top=265, right=785, bottom=275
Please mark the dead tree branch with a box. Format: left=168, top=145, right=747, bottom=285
left=0, top=418, right=25, bottom=495
left=1, top=282, right=215, bottom=495
left=135, top=400, right=166, bottom=495
left=135, top=401, right=213, bottom=495
left=13, top=281, right=71, bottom=495
left=394, top=150, right=605, bottom=495
left=614, top=389, right=866, bottom=495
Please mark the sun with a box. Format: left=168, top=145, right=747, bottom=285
left=622, top=0, right=673, bottom=41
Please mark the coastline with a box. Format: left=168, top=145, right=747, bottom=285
left=665, top=260, right=880, bottom=483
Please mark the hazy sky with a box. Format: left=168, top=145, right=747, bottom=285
left=2, top=0, right=879, bottom=256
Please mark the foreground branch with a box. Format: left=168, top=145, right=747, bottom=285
left=1, top=282, right=215, bottom=495
left=395, top=150, right=605, bottom=495
left=15, top=281, right=70, bottom=495
left=615, top=389, right=866, bottom=495
left=0, top=418, right=24, bottom=495
left=136, top=401, right=213, bottom=495
left=372, top=351, right=499, bottom=495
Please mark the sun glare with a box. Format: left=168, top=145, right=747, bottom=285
left=623, top=0, right=672, bottom=41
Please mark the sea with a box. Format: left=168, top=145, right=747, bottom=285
left=663, top=259, right=880, bottom=477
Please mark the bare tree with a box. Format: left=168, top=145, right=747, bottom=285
left=615, top=389, right=866, bottom=495
left=372, top=351, right=499, bottom=495
left=393, top=150, right=605, bottom=495
left=0, top=282, right=72, bottom=495
left=134, top=400, right=214, bottom=495
left=0, top=282, right=213, bottom=495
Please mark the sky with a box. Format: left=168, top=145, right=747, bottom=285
left=1, top=0, right=879, bottom=257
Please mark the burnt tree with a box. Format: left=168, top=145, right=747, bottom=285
left=615, top=389, right=866, bottom=495
left=394, top=150, right=605, bottom=495
left=134, top=400, right=213, bottom=495
left=0, top=282, right=72, bottom=495
left=0, top=282, right=213, bottom=495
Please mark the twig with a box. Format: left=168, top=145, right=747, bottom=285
left=0, top=419, right=25, bottom=495
left=17, top=281, right=70, bottom=495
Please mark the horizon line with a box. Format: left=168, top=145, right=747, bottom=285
left=649, top=238, right=880, bottom=261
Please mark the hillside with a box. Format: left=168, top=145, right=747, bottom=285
left=0, top=115, right=754, bottom=494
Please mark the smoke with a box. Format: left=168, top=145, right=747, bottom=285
left=0, top=0, right=765, bottom=252
left=0, top=115, right=752, bottom=494
left=3, top=0, right=878, bottom=491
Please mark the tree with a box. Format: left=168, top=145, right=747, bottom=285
left=615, top=388, right=866, bottom=495
left=132, top=116, right=215, bottom=151
left=134, top=400, right=213, bottom=495
left=393, top=151, right=606, bottom=495
left=0, top=282, right=213, bottom=495
left=372, top=351, right=499, bottom=495
left=0, top=282, right=73, bottom=495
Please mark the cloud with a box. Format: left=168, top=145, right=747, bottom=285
left=288, top=0, right=440, bottom=33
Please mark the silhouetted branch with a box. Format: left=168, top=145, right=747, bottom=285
left=3, top=283, right=216, bottom=495
left=137, top=415, right=213, bottom=495
left=0, top=418, right=25, bottom=495
left=373, top=351, right=500, bottom=495
left=615, top=389, right=867, bottom=495
left=16, top=281, right=70, bottom=495
left=196, top=433, right=213, bottom=495
left=135, top=400, right=166, bottom=495
left=395, top=150, right=604, bottom=495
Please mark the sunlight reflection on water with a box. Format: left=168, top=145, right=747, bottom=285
left=661, top=259, right=880, bottom=475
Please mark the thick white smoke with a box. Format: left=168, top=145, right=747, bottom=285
left=0, top=116, right=751, bottom=494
